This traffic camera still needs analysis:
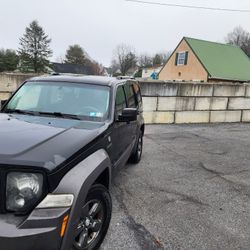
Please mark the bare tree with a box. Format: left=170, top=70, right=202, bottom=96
left=85, top=58, right=105, bottom=75
left=90, top=62, right=105, bottom=76
left=113, top=44, right=137, bottom=75
left=138, top=54, right=153, bottom=68
left=55, top=54, right=65, bottom=63
left=225, top=26, right=250, bottom=56
left=157, top=51, right=172, bottom=65
left=138, top=51, right=171, bottom=68
left=138, top=51, right=172, bottom=68
left=109, top=59, right=120, bottom=76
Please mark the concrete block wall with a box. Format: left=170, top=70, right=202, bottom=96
left=140, top=81, right=250, bottom=124
left=0, top=73, right=37, bottom=90
left=0, top=73, right=39, bottom=108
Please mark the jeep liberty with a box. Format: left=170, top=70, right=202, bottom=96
left=0, top=75, right=144, bottom=250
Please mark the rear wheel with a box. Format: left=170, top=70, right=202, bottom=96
left=129, top=131, right=143, bottom=164
left=72, top=184, right=112, bottom=250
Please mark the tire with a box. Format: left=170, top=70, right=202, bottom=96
left=129, top=130, right=143, bottom=164
left=72, top=184, right=112, bottom=250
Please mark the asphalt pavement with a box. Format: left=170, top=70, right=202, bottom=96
left=101, top=124, right=250, bottom=250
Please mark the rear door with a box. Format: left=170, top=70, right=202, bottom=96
left=132, top=82, right=144, bottom=126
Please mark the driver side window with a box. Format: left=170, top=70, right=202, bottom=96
left=115, top=85, right=126, bottom=118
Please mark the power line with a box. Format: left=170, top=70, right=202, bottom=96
left=125, top=0, right=250, bottom=13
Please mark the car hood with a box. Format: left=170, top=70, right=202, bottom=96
left=0, top=113, right=108, bottom=170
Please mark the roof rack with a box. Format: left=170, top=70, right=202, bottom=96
left=50, top=72, right=60, bottom=76
left=116, top=76, right=135, bottom=80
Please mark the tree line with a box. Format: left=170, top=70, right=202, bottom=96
left=0, top=20, right=105, bottom=75
left=0, top=21, right=250, bottom=76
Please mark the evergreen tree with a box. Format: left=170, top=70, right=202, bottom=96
left=18, top=20, right=52, bottom=72
left=0, top=49, right=19, bottom=72
left=134, top=68, right=142, bottom=78
left=65, top=45, right=86, bottom=65
left=153, top=54, right=162, bottom=66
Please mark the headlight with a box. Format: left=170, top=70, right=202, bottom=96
left=6, top=172, right=43, bottom=212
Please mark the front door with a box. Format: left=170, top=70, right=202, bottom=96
left=111, top=85, right=129, bottom=165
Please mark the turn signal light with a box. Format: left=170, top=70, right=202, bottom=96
left=60, top=215, right=69, bottom=238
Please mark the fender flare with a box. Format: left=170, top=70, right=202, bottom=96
left=53, top=149, right=112, bottom=250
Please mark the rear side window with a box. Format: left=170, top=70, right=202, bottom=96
left=124, top=83, right=136, bottom=108
left=115, top=86, right=126, bottom=117
left=132, top=83, right=142, bottom=104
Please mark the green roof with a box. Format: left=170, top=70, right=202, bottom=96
left=184, top=37, right=250, bottom=82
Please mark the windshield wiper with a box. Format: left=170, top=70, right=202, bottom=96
left=38, top=111, right=82, bottom=120
left=5, top=109, right=37, bottom=116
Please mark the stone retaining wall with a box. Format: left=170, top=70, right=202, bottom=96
left=139, top=81, right=250, bottom=124
left=0, top=73, right=38, bottom=101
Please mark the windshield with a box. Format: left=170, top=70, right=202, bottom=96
left=4, top=81, right=110, bottom=121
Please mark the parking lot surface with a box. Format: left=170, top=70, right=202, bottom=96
left=101, top=124, right=250, bottom=250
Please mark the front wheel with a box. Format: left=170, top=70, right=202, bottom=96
left=72, top=184, right=112, bottom=250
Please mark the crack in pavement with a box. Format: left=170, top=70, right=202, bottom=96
left=144, top=134, right=193, bottom=160
left=199, top=162, right=250, bottom=198
left=118, top=170, right=208, bottom=208
left=200, top=163, right=250, bottom=178
left=205, top=150, right=228, bottom=155
left=162, top=190, right=208, bottom=207
left=198, top=162, right=225, bottom=176
left=113, top=183, right=165, bottom=250
left=139, top=180, right=209, bottom=207
left=142, top=135, right=250, bottom=206
left=145, top=134, right=249, bottom=192
left=145, top=132, right=211, bottom=142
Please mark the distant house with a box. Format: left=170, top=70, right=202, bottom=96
left=103, top=67, right=112, bottom=77
left=142, top=66, right=162, bottom=80
left=126, top=67, right=139, bottom=77
left=51, top=63, right=93, bottom=75
left=159, top=37, right=250, bottom=83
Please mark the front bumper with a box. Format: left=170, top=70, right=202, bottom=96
left=0, top=207, right=70, bottom=250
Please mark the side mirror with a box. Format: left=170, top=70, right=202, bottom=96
left=0, top=100, right=7, bottom=109
left=118, top=108, right=137, bottom=122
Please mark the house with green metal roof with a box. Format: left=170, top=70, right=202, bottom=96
left=158, top=37, right=250, bottom=83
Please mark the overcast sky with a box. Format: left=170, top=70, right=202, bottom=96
left=1, top=0, right=250, bottom=66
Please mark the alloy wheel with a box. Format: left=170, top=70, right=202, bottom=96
left=73, top=199, right=104, bottom=250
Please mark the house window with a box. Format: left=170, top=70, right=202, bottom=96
left=176, top=51, right=188, bottom=66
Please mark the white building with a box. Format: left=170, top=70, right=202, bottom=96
left=141, top=66, right=162, bottom=80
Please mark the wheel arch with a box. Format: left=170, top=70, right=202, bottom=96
left=140, top=124, right=145, bottom=136
left=94, top=167, right=110, bottom=190
left=53, top=149, right=112, bottom=250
